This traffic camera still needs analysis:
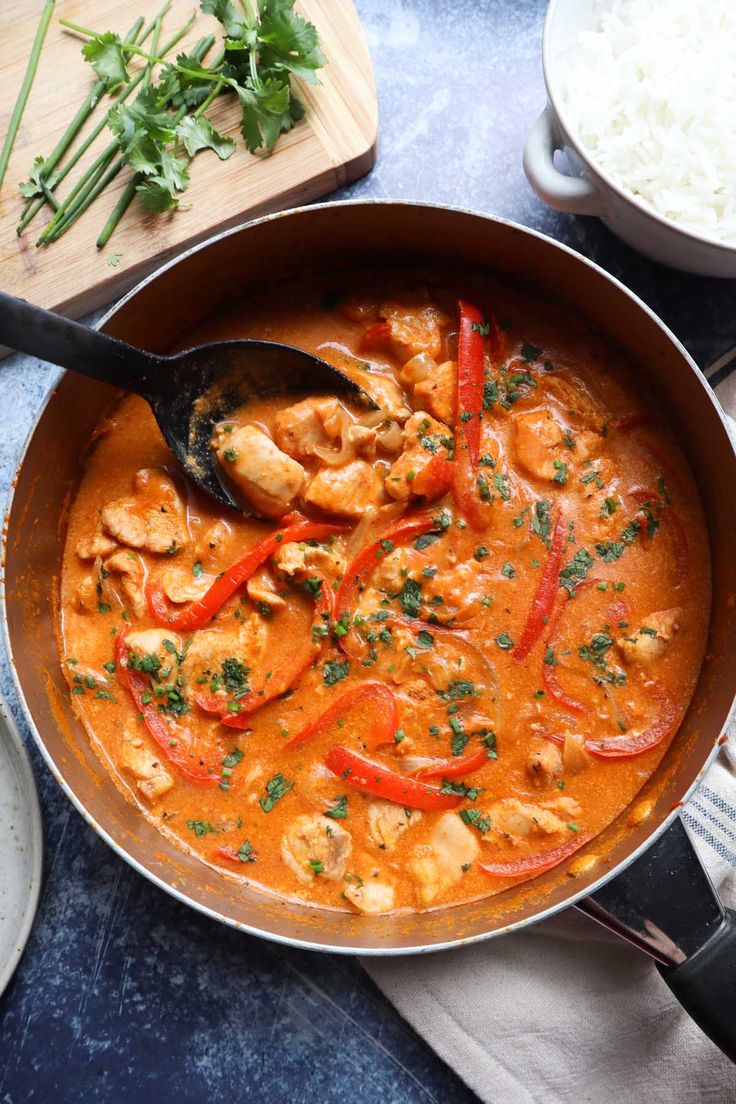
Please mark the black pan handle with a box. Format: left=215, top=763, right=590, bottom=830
left=577, top=817, right=736, bottom=1061
left=0, top=291, right=159, bottom=390
left=659, top=908, right=736, bottom=1059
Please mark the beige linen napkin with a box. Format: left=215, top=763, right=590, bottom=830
left=363, top=360, right=736, bottom=1103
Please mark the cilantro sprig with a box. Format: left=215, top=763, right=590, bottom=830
left=18, top=1, right=326, bottom=246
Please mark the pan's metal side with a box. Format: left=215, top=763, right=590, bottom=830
left=3, top=202, right=736, bottom=956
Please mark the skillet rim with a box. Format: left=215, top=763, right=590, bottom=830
left=4, top=198, right=736, bottom=955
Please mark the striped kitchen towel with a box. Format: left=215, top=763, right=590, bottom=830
left=363, top=353, right=736, bottom=1104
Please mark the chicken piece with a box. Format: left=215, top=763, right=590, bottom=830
left=370, top=545, right=421, bottom=593
left=125, top=628, right=183, bottom=670
left=617, top=608, right=683, bottom=666
left=421, top=561, right=483, bottom=623
left=215, top=425, right=305, bottom=518
left=414, top=360, right=457, bottom=425
left=271, top=541, right=346, bottom=582
left=159, top=567, right=213, bottom=605
left=403, top=410, right=451, bottom=452
left=343, top=878, right=396, bottom=914
left=195, top=520, right=236, bottom=573
left=526, top=742, right=563, bottom=788
left=543, top=373, right=603, bottom=432
left=344, top=423, right=379, bottom=460
left=76, top=519, right=117, bottom=560
left=513, top=410, right=566, bottom=481
left=273, top=397, right=344, bottom=460
left=368, top=801, right=421, bottom=850
left=101, top=468, right=189, bottom=554
left=120, top=720, right=173, bottom=802
left=105, top=549, right=146, bottom=618
left=399, top=352, right=436, bottom=386
left=183, top=617, right=266, bottom=689
left=348, top=366, right=412, bottom=423
left=304, top=459, right=384, bottom=519
left=382, top=302, right=445, bottom=362
left=385, top=411, right=452, bottom=502
left=488, top=798, right=566, bottom=840
left=280, top=814, right=352, bottom=884
left=408, top=812, right=480, bottom=906
left=545, top=795, right=582, bottom=818
left=246, top=566, right=286, bottom=611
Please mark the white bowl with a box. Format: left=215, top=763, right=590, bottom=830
left=524, top=0, right=736, bottom=277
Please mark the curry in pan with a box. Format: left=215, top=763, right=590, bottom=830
left=58, top=273, right=710, bottom=914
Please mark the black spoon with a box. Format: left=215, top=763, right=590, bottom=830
left=0, top=292, right=375, bottom=509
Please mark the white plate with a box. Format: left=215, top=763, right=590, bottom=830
left=0, top=694, right=42, bottom=997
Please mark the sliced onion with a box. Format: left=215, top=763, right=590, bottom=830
left=313, top=439, right=355, bottom=467
left=375, top=419, right=403, bottom=454
left=400, top=352, right=435, bottom=384
left=563, top=731, right=589, bottom=774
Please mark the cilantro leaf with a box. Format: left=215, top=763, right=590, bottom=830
left=201, top=0, right=250, bottom=38
left=82, top=32, right=129, bottom=90
left=177, top=115, right=236, bottom=160
left=260, top=772, right=294, bottom=812
left=323, top=659, right=350, bottom=687
left=398, top=578, right=422, bottom=619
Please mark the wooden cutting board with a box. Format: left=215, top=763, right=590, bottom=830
left=0, top=0, right=377, bottom=317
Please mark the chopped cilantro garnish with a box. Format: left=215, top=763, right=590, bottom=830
left=560, top=548, right=595, bottom=595
left=460, top=808, right=491, bottom=834
left=553, top=459, right=568, bottom=485
left=532, top=500, right=552, bottom=546
left=398, top=578, right=423, bottom=619
left=323, top=659, right=350, bottom=687
left=260, top=773, right=294, bottom=812
left=520, top=342, right=542, bottom=362
left=325, top=795, right=348, bottom=819
left=414, top=531, right=440, bottom=552
left=187, top=820, right=219, bottom=837
left=236, top=839, right=256, bottom=863
left=438, top=679, right=477, bottom=702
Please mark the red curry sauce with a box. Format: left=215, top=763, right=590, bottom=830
left=58, top=273, right=710, bottom=914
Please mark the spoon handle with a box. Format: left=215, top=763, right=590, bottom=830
left=0, top=292, right=159, bottom=390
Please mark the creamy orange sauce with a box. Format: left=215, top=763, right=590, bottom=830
left=57, top=272, right=711, bottom=915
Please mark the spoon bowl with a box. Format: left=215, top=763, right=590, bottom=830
left=0, top=292, right=375, bottom=509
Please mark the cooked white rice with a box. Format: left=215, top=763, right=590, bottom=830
left=560, top=0, right=736, bottom=245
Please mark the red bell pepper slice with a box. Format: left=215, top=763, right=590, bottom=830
left=542, top=662, right=591, bottom=716
left=413, top=744, right=489, bottom=780
left=324, top=745, right=462, bottom=810
left=479, top=832, right=591, bottom=879
left=452, top=299, right=487, bottom=523
left=114, top=632, right=222, bottom=785
left=585, top=681, right=678, bottom=759
left=195, top=572, right=335, bottom=723
left=333, top=512, right=439, bottom=658
left=147, top=512, right=346, bottom=632
left=286, top=681, right=399, bottom=750
left=411, top=455, right=454, bottom=501
left=514, top=511, right=566, bottom=662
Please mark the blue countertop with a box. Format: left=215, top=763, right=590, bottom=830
left=1, top=2, right=735, bottom=1101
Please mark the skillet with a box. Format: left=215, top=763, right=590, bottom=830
left=4, top=201, right=736, bottom=1056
